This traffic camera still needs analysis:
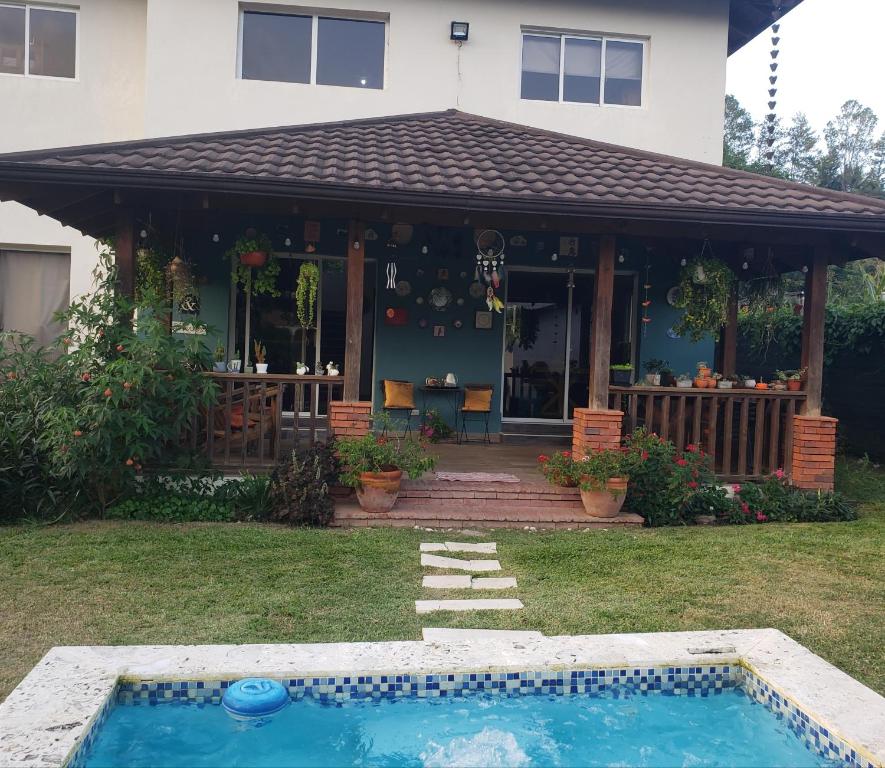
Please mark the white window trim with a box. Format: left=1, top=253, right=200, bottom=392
left=236, top=6, right=388, bottom=90
left=520, top=30, right=646, bottom=109
left=0, top=2, right=79, bottom=81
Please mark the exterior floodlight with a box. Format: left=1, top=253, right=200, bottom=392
left=450, top=21, right=469, bottom=41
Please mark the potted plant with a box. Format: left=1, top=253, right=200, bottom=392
left=696, top=360, right=712, bottom=379
left=676, top=373, right=694, bottom=389
left=227, top=232, right=274, bottom=268
left=336, top=427, right=436, bottom=513
left=781, top=368, right=806, bottom=391
left=672, top=256, right=735, bottom=342
left=296, top=361, right=309, bottom=376
left=538, top=450, right=579, bottom=487
left=610, top=363, right=634, bottom=386
left=326, top=361, right=340, bottom=376
left=213, top=344, right=226, bottom=373
left=643, top=358, right=669, bottom=386
left=771, top=371, right=788, bottom=391
left=719, top=374, right=739, bottom=389
left=253, top=340, right=268, bottom=374
left=577, top=449, right=629, bottom=518
left=742, top=374, right=756, bottom=388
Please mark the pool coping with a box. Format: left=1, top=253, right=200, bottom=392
left=0, top=628, right=882, bottom=767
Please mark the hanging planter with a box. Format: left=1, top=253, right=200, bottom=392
left=239, top=250, right=268, bottom=268
left=227, top=232, right=280, bottom=297
left=672, top=246, right=735, bottom=342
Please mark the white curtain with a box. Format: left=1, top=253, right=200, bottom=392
left=605, top=40, right=643, bottom=80
left=564, top=38, right=601, bottom=77
left=522, top=35, right=560, bottom=74
left=0, top=250, right=70, bottom=346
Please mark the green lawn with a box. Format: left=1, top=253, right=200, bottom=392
left=1, top=460, right=882, bottom=703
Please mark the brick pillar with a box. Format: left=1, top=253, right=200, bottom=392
left=791, top=415, right=837, bottom=491
left=329, top=401, right=372, bottom=438
left=572, top=408, right=624, bottom=460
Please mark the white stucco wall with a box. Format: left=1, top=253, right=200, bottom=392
left=0, top=0, right=146, bottom=300
left=143, top=0, right=729, bottom=163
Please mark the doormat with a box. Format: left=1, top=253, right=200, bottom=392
left=436, top=472, right=521, bottom=483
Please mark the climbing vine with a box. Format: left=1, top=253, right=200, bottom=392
left=295, top=262, right=320, bottom=329
left=673, top=256, right=736, bottom=342
left=135, top=247, right=166, bottom=303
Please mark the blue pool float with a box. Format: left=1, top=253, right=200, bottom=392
left=222, top=678, right=289, bottom=719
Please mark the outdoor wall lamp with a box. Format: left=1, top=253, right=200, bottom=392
left=450, top=21, right=469, bottom=41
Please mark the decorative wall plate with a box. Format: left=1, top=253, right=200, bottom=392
left=469, top=282, right=485, bottom=299
left=456, top=297, right=465, bottom=306
left=416, top=296, right=424, bottom=305
left=667, top=326, right=681, bottom=339
left=395, top=280, right=411, bottom=297
left=453, top=319, right=463, bottom=329
left=666, top=286, right=683, bottom=306
left=429, top=286, right=453, bottom=311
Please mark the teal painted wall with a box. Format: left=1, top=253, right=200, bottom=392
left=177, top=217, right=713, bottom=432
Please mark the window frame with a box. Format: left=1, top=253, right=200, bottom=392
left=236, top=6, right=387, bottom=90
left=0, top=2, right=79, bottom=81
left=520, top=29, right=646, bottom=109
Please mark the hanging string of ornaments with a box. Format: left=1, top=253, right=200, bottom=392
left=641, top=256, right=652, bottom=337
left=475, top=229, right=506, bottom=312
left=764, top=0, right=783, bottom=168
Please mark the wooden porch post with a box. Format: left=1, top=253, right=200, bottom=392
left=802, top=249, right=828, bottom=416
left=114, top=209, right=136, bottom=299
left=722, top=287, right=738, bottom=376
left=588, top=235, right=615, bottom=409
left=343, top=220, right=365, bottom=401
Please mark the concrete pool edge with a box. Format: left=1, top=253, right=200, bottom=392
left=0, top=629, right=881, bottom=768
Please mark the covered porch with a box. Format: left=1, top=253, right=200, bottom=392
left=1, top=110, right=883, bottom=490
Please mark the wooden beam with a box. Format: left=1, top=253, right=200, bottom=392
left=343, top=220, right=365, bottom=401
left=114, top=209, right=136, bottom=299
left=722, top=287, right=738, bottom=376
left=588, top=235, right=616, bottom=410
left=801, top=250, right=828, bottom=416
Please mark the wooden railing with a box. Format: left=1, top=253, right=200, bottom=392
left=191, top=374, right=344, bottom=470
left=609, top=386, right=807, bottom=480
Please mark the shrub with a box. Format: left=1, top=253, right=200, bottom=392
left=0, top=247, right=217, bottom=519
left=106, top=494, right=233, bottom=522
left=218, top=473, right=274, bottom=521
left=730, top=473, right=856, bottom=524
left=538, top=450, right=579, bottom=486
left=269, top=442, right=340, bottom=526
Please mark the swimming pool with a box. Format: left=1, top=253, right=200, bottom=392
left=0, top=630, right=881, bottom=768
left=83, top=674, right=830, bottom=767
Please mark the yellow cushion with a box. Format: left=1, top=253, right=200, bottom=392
left=384, top=380, right=415, bottom=409
left=463, top=387, right=492, bottom=412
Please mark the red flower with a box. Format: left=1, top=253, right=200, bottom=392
left=538, top=454, right=550, bottom=463
left=116, top=344, right=124, bottom=352
left=561, top=451, right=571, bottom=458
left=774, top=468, right=785, bottom=479
left=81, top=372, right=91, bottom=382
left=641, top=450, right=649, bottom=460
left=732, top=484, right=741, bottom=493
left=741, top=502, right=751, bottom=514
left=756, top=512, right=768, bottom=522
left=687, top=481, right=698, bottom=489
left=676, top=458, right=688, bottom=467
left=103, top=388, right=112, bottom=397
left=685, top=444, right=697, bottom=453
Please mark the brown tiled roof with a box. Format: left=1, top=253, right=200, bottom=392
left=1, top=110, right=884, bottom=230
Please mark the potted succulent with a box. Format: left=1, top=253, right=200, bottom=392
left=213, top=344, right=227, bottom=373
left=676, top=373, right=694, bottom=389
left=326, top=361, right=340, bottom=376
left=718, top=374, right=739, bottom=389
left=253, top=340, right=268, bottom=374
left=610, top=363, right=634, bottom=386
left=771, top=371, right=788, bottom=391
left=696, top=361, right=712, bottom=379
left=780, top=368, right=806, bottom=391
left=577, top=449, right=630, bottom=518
left=336, top=427, right=436, bottom=513
left=296, top=361, right=309, bottom=376
left=643, top=358, right=669, bottom=386
left=742, top=374, right=756, bottom=388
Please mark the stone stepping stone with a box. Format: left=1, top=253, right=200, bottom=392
left=420, top=554, right=501, bottom=571
left=471, top=577, right=517, bottom=590
left=422, top=575, right=472, bottom=589
left=420, top=542, right=497, bottom=554
left=422, top=627, right=543, bottom=642
left=415, top=598, right=524, bottom=614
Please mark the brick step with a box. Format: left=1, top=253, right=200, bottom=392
left=393, top=497, right=586, bottom=509
left=399, top=480, right=581, bottom=501
left=332, top=502, right=643, bottom=530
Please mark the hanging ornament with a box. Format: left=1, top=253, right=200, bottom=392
left=641, top=257, right=652, bottom=338
left=486, top=286, right=504, bottom=313
left=386, top=261, right=397, bottom=290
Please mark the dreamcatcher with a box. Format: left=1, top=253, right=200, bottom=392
left=475, top=229, right=505, bottom=288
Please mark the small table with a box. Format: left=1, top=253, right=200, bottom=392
left=419, top=386, right=463, bottom=430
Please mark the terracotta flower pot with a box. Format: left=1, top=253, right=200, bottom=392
left=694, top=377, right=706, bottom=388
left=579, top=477, right=628, bottom=518
left=356, top=469, right=403, bottom=513
left=239, top=250, right=268, bottom=268
left=698, top=367, right=712, bottom=379
left=787, top=379, right=802, bottom=391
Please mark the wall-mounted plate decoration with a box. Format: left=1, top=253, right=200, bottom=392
left=429, top=286, right=453, bottom=311
left=667, top=326, right=681, bottom=339
left=395, top=280, right=411, bottom=297
left=453, top=319, right=463, bottom=329
left=475, top=311, right=493, bottom=330
left=416, top=268, right=425, bottom=278
left=433, top=325, right=445, bottom=337
left=384, top=307, right=409, bottom=326
left=468, top=282, right=485, bottom=299
left=456, top=297, right=465, bottom=306
left=666, top=286, right=683, bottom=306
left=416, top=296, right=424, bottom=305
left=509, top=235, right=527, bottom=247
left=459, top=271, right=468, bottom=279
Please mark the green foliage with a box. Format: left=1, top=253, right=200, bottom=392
left=643, top=358, right=669, bottom=374
left=218, top=473, right=274, bottom=521
left=578, top=448, right=629, bottom=494
left=134, top=247, right=167, bottom=304
left=268, top=443, right=339, bottom=526
left=295, top=262, right=320, bottom=330
left=335, top=420, right=436, bottom=487
left=727, top=475, right=856, bottom=524
left=673, top=257, right=736, bottom=342
left=227, top=233, right=281, bottom=297
left=0, top=248, right=218, bottom=518
left=106, top=494, right=233, bottom=522
left=419, top=409, right=453, bottom=442
left=538, top=450, right=580, bottom=487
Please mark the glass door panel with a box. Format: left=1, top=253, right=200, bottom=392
left=503, top=271, right=569, bottom=419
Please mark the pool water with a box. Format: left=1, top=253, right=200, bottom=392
left=82, top=687, right=834, bottom=768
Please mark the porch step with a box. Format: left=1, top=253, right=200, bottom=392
left=397, top=479, right=584, bottom=508
left=332, top=502, right=643, bottom=529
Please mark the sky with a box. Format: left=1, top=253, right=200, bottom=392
left=726, top=0, right=885, bottom=137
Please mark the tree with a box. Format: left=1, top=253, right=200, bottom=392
left=822, top=99, right=879, bottom=192
left=783, top=113, right=819, bottom=184
left=752, top=114, right=789, bottom=178
left=723, top=94, right=757, bottom=170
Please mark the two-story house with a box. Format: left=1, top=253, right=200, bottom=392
left=2, top=0, right=883, bottom=494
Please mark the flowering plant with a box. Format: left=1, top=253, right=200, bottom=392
left=538, top=450, right=580, bottom=486
left=420, top=409, right=453, bottom=443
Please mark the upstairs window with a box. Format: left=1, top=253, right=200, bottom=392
left=521, top=32, right=644, bottom=107
left=0, top=3, right=77, bottom=79
left=239, top=9, right=385, bottom=89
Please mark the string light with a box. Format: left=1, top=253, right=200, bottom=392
left=211, top=233, right=220, bottom=243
